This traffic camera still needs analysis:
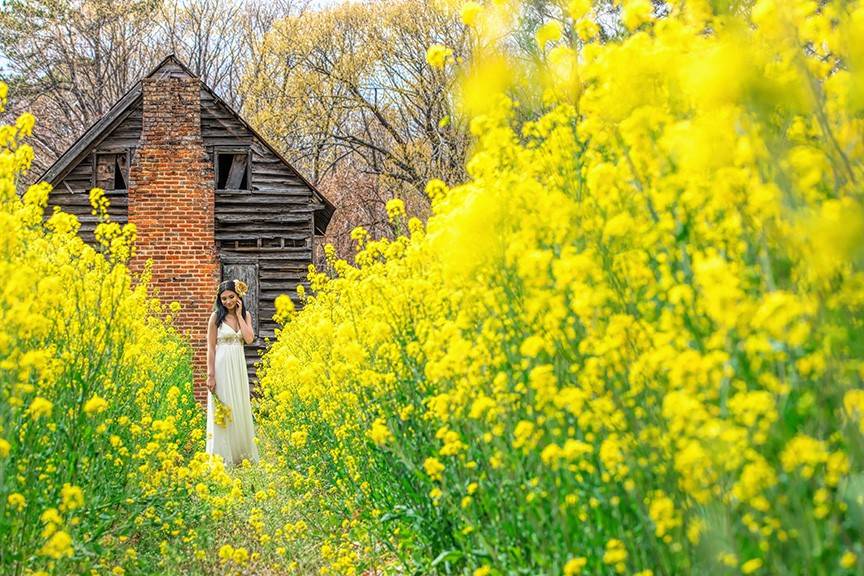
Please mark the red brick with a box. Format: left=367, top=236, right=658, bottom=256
left=128, top=76, right=217, bottom=407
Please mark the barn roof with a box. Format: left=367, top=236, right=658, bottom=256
left=38, top=54, right=335, bottom=234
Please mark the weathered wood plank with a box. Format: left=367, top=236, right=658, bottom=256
left=258, top=281, right=304, bottom=291
left=215, top=226, right=309, bottom=235
left=50, top=189, right=127, bottom=198
left=216, top=213, right=310, bottom=224
left=215, top=232, right=310, bottom=241
left=204, top=137, right=255, bottom=146
left=215, top=211, right=312, bottom=222
left=219, top=186, right=311, bottom=195
left=216, top=194, right=312, bottom=203
left=60, top=215, right=129, bottom=225
left=218, top=249, right=312, bottom=261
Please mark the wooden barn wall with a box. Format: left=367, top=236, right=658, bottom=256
left=46, top=99, right=142, bottom=245
left=201, top=87, right=315, bottom=378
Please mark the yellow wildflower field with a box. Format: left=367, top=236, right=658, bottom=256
left=4, top=1, right=864, bottom=574
left=257, top=1, right=864, bottom=574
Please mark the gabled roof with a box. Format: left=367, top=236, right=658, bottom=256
left=38, top=54, right=335, bottom=234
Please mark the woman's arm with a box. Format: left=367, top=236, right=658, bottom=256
left=206, top=313, right=216, bottom=392
left=236, top=304, right=255, bottom=345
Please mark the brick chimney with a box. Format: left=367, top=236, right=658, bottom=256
left=128, top=73, right=218, bottom=405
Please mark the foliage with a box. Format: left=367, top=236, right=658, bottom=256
left=257, top=0, right=864, bottom=574
left=0, top=0, right=296, bottom=177
left=0, top=85, right=237, bottom=575
left=243, top=0, right=471, bottom=249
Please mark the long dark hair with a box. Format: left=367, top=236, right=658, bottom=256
left=214, top=280, right=246, bottom=328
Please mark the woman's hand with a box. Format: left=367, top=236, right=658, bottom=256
left=235, top=299, right=243, bottom=318
left=207, top=373, right=216, bottom=393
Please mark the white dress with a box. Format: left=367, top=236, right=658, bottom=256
left=206, top=320, right=260, bottom=466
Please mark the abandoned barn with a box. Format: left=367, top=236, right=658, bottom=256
left=39, top=55, right=335, bottom=403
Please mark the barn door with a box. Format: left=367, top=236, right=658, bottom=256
left=221, top=262, right=259, bottom=335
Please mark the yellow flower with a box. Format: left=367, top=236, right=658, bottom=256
left=386, top=198, right=406, bottom=223
left=520, top=335, right=547, bottom=357
left=350, top=226, right=369, bottom=245
left=781, top=435, right=828, bottom=478
left=290, top=428, right=308, bottom=448
left=621, top=0, right=653, bottom=31
left=512, top=420, right=536, bottom=450
left=60, top=484, right=84, bottom=512
left=568, top=0, right=592, bottom=20
left=7, top=493, right=26, bottom=511
left=423, top=457, right=445, bottom=481
left=741, top=558, right=763, bottom=574
left=240, top=4, right=864, bottom=575
left=218, top=543, right=235, bottom=562
left=564, top=556, right=587, bottom=575
left=603, top=539, right=627, bottom=571
left=648, top=492, right=681, bottom=538
left=840, top=551, right=857, bottom=569
left=232, top=547, right=250, bottom=564
left=213, top=394, right=233, bottom=428
left=274, top=294, right=295, bottom=325
left=39, top=530, right=73, bottom=559
left=27, top=397, right=53, bottom=419
left=429, top=487, right=443, bottom=503
left=367, top=417, right=393, bottom=446
left=718, top=552, right=738, bottom=567
left=575, top=17, right=599, bottom=41
left=0, top=438, right=10, bottom=457
left=399, top=404, right=415, bottom=420
left=426, top=44, right=453, bottom=69
left=461, top=1, right=482, bottom=27
left=536, top=20, right=562, bottom=49
left=424, top=179, right=449, bottom=203
left=83, top=395, right=108, bottom=415
left=732, top=457, right=777, bottom=511
left=15, top=111, right=35, bottom=136
left=40, top=508, right=62, bottom=526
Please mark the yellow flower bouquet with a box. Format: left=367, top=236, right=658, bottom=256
left=213, top=394, right=233, bottom=428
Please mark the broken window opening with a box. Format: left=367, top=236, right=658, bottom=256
left=216, top=151, right=250, bottom=190
left=95, top=152, right=129, bottom=190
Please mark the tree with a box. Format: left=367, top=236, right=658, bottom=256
left=0, top=0, right=162, bottom=174
left=243, top=0, right=471, bottom=216
left=0, top=0, right=308, bottom=177
left=156, top=0, right=305, bottom=110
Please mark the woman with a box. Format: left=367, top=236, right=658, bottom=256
left=205, top=279, right=260, bottom=466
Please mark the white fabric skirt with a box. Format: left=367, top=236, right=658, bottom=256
left=206, top=321, right=260, bottom=467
